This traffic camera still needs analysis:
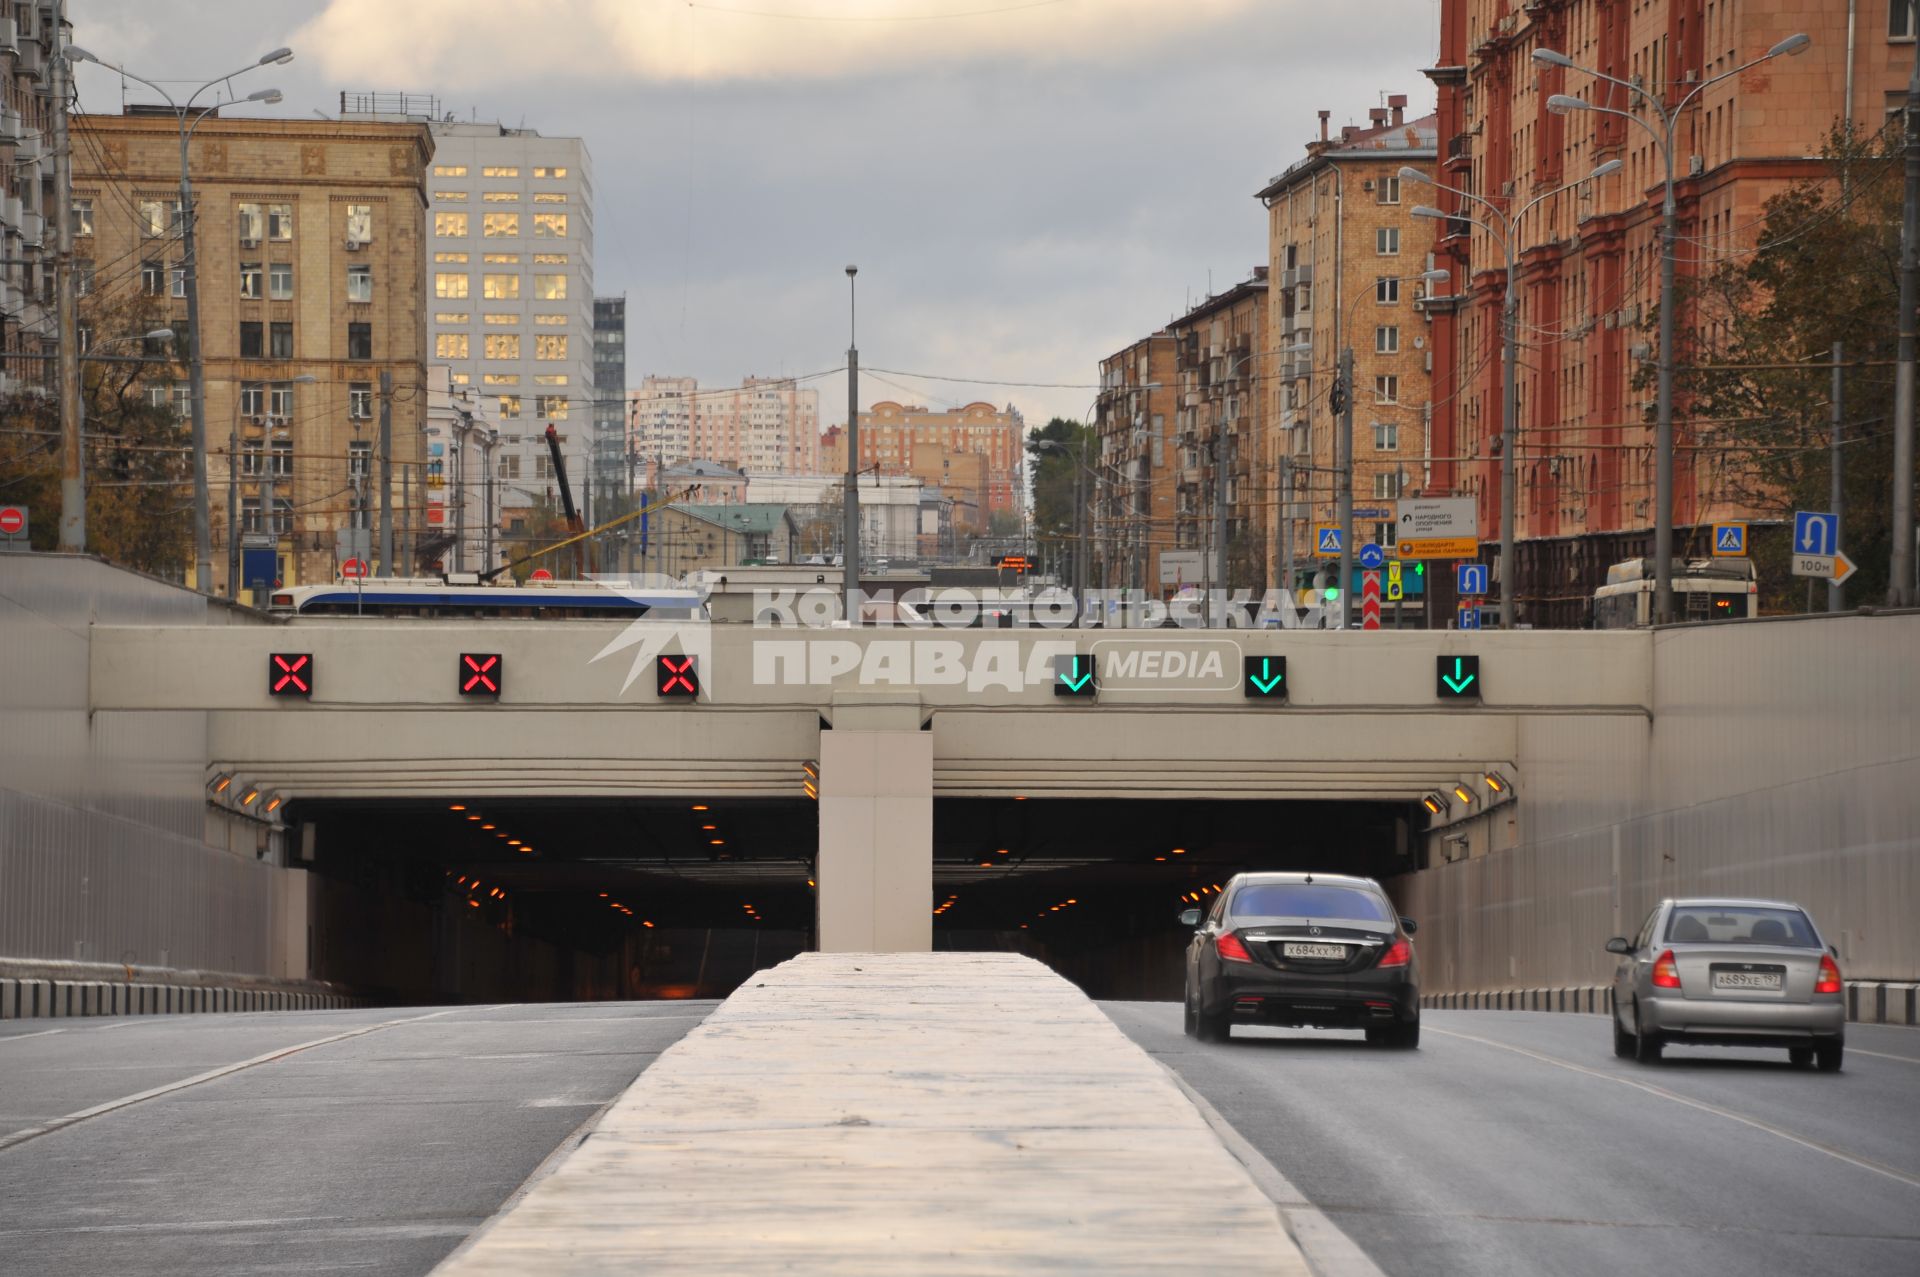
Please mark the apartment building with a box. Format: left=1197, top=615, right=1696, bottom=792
left=1255, top=96, right=1439, bottom=592
left=828, top=399, right=1025, bottom=527
left=1094, top=332, right=1179, bottom=591
left=629, top=374, right=820, bottom=474
left=71, top=109, right=432, bottom=591
left=592, top=295, right=626, bottom=498
left=0, top=0, right=56, bottom=396
left=411, top=117, right=595, bottom=501
left=1426, top=0, right=1903, bottom=625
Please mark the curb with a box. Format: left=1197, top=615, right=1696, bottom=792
left=1420, top=981, right=1917, bottom=1026
left=0, top=977, right=363, bottom=1021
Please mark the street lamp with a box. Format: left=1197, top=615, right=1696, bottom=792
left=1534, top=33, right=1809, bottom=623
left=67, top=44, right=293, bottom=596
left=228, top=373, right=318, bottom=598
left=1407, top=159, right=1622, bottom=627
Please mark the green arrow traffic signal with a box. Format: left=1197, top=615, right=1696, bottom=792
left=1436, top=655, right=1480, bottom=700
left=1054, top=653, right=1096, bottom=697
left=1243, top=655, right=1287, bottom=700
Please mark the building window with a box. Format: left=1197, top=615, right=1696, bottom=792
left=169, top=263, right=186, bottom=298
left=536, top=394, right=568, bottom=419
left=433, top=165, right=468, bottom=177
left=482, top=192, right=518, bottom=203
left=535, top=334, right=567, bottom=361
left=75, top=258, right=94, bottom=296
left=451, top=372, right=470, bottom=386
left=266, top=204, right=294, bottom=240
left=532, top=253, right=568, bottom=265
left=483, top=373, right=520, bottom=386
left=1374, top=374, right=1399, bottom=404
left=239, top=262, right=263, bottom=299
left=345, top=203, right=373, bottom=244
left=532, top=374, right=567, bottom=386
left=438, top=273, right=473, bottom=300
left=533, top=313, right=567, bottom=326
left=498, top=453, right=521, bottom=479
left=1372, top=471, right=1405, bottom=498
left=437, top=333, right=470, bottom=359
left=534, top=453, right=555, bottom=480
left=533, top=166, right=568, bottom=178
left=72, top=197, right=93, bottom=236
left=269, top=262, right=294, bottom=301
left=484, top=313, right=518, bottom=326
left=240, top=321, right=264, bottom=358
left=270, top=322, right=294, bottom=359
left=237, top=202, right=263, bottom=243
left=485, top=333, right=520, bottom=360
left=348, top=322, right=373, bottom=360
left=434, top=311, right=470, bottom=325
left=1375, top=325, right=1399, bottom=354
left=498, top=395, right=522, bottom=418
left=533, top=274, right=566, bottom=300
left=434, top=190, right=469, bottom=202
left=435, top=252, right=469, bottom=265
left=1376, top=226, right=1399, bottom=255
left=483, top=252, right=520, bottom=264
left=483, top=274, right=520, bottom=299
left=1377, top=176, right=1401, bottom=205
left=1373, top=422, right=1399, bottom=451
left=532, top=192, right=567, bottom=204
left=482, top=166, right=520, bottom=178
left=268, top=383, right=295, bottom=419
left=1894, top=1, right=1916, bottom=38
left=347, top=264, right=372, bottom=303
left=435, top=211, right=469, bottom=237
left=533, top=212, right=567, bottom=239
left=138, top=199, right=176, bottom=237
left=350, top=383, right=373, bottom=419
left=240, top=383, right=267, bottom=417
left=483, top=212, right=519, bottom=237
left=1376, top=276, right=1400, bottom=304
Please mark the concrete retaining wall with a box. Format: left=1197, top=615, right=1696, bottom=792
left=1418, top=980, right=1918, bottom=1027
left=0, top=976, right=360, bottom=1020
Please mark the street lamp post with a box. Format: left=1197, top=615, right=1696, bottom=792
left=842, top=266, right=860, bottom=620
left=1534, top=33, right=1809, bottom=623
left=1407, top=161, right=1622, bottom=628
left=68, top=45, right=292, bottom=595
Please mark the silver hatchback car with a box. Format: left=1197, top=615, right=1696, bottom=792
left=1607, top=898, right=1846, bottom=1071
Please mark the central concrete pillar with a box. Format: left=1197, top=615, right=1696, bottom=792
left=817, top=694, right=932, bottom=953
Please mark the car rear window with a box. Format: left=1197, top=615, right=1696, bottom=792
left=1230, top=883, right=1391, bottom=923
left=1664, top=905, right=1819, bottom=948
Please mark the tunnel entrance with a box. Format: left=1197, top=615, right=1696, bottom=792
left=930, top=797, right=1417, bottom=1000
left=289, top=796, right=818, bottom=1005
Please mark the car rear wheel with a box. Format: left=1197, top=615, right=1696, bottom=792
left=1613, top=1011, right=1634, bottom=1058
left=1194, top=1000, right=1230, bottom=1044
left=1788, top=1046, right=1813, bottom=1069
left=1182, top=987, right=1198, bottom=1038
left=1633, top=1005, right=1663, bottom=1063
left=1815, top=1041, right=1844, bottom=1073
left=1366, top=1020, right=1420, bottom=1049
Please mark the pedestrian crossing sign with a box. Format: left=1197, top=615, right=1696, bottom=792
left=1315, top=525, right=1343, bottom=556
left=1711, top=522, right=1747, bottom=557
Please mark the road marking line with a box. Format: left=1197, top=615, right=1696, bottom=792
left=1429, top=1026, right=1920, bottom=1191
left=0, top=1007, right=462, bottom=1155
left=1161, top=1063, right=1386, bottom=1277
left=1849, top=1047, right=1920, bottom=1066
left=0, top=1029, right=63, bottom=1044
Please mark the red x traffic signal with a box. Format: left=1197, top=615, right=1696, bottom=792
left=656, top=654, right=699, bottom=698
left=269, top=653, right=313, bottom=697
left=459, top=653, right=502, bottom=697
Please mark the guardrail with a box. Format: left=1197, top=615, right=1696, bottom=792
left=1420, top=981, right=1917, bottom=1026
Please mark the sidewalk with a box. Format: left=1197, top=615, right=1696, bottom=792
left=438, top=952, right=1310, bottom=1275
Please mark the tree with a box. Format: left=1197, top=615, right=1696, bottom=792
left=1026, top=417, right=1093, bottom=577
left=1673, top=125, right=1909, bottom=610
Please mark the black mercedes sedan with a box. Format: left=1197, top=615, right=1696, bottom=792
left=1181, top=872, right=1420, bottom=1047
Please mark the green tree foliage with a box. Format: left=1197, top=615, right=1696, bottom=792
left=1674, top=125, right=1910, bottom=609
left=1025, top=416, right=1093, bottom=572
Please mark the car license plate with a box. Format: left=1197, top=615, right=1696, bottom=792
left=1712, top=971, right=1782, bottom=991
left=1282, top=943, right=1347, bottom=961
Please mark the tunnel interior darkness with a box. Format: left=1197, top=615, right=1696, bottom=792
left=289, top=795, right=1414, bottom=1004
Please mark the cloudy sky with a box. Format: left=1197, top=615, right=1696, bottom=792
left=71, top=0, right=1440, bottom=428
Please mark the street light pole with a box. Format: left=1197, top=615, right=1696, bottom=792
left=67, top=45, right=291, bottom=593
left=1892, top=47, right=1920, bottom=607
left=1535, top=33, right=1809, bottom=622
left=843, top=266, right=861, bottom=619
left=52, top=5, right=82, bottom=552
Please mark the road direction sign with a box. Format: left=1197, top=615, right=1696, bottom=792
left=1790, top=553, right=1836, bottom=579
left=1243, top=655, right=1286, bottom=700
left=1158, top=550, right=1203, bottom=585
left=1436, top=654, right=1481, bottom=699
left=1793, top=511, right=1837, bottom=557
left=1398, top=536, right=1479, bottom=559
left=1711, top=523, right=1747, bottom=556
left=341, top=557, right=369, bottom=579
left=1358, top=542, right=1385, bottom=570
left=1054, top=653, right=1096, bottom=698
left=1456, top=605, right=1482, bottom=631
left=1399, top=498, right=1474, bottom=539
left=0, top=504, right=26, bottom=540
left=1386, top=561, right=1403, bottom=601
left=1315, top=525, right=1343, bottom=556
left=1456, top=563, right=1489, bottom=595
left=1832, top=550, right=1858, bottom=585
left=1361, top=570, right=1382, bottom=630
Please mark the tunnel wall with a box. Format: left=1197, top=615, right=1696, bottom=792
left=1396, top=610, right=1920, bottom=990
left=0, top=555, right=315, bottom=985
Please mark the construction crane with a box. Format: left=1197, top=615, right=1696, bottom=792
left=545, top=422, right=590, bottom=577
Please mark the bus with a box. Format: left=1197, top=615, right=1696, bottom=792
left=1592, top=558, right=1759, bottom=628
left=267, top=576, right=706, bottom=620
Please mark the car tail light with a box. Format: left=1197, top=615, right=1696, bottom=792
left=1651, top=949, right=1682, bottom=989
left=1215, top=932, right=1253, bottom=964
left=1377, top=938, right=1411, bottom=969
left=1815, top=954, right=1842, bottom=995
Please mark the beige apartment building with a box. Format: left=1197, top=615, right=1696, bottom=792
left=825, top=400, right=1025, bottom=526
left=72, top=109, right=432, bottom=592
left=1095, top=332, right=1180, bottom=591
left=1255, top=96, right=1439, bottom=591
left=629, top=374, right=820, bottom=474
left=0, top=1, right=56, bottom=396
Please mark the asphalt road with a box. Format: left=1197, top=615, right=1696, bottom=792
left=0, top=1000, right=712, bottom=1275
left=1104, top=1003, right=1920, bottom=1277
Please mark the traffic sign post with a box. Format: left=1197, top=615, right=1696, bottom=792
left=1436, top=654, right=1480, bottom=699
left=1456, top=563, right=1489, bottom=596
left=459, top=653, right=502, bottom=697
left=341, top=557, right=369, bottom=580
left=0, top=503, right=27, bottom=547
left=1711, top=523, right=1747, bottom=556
left=1457, top=604, right=1482, bottom=631
left=1358, top=542, right=1385, bottom=570
left=1314, top=525, right=1343, bottom=557
left=1793, top=511, right=1838, bottom=557
left=1361, top=569, right=1382, bottom=630
left=1792, top=550, right=1857, bottom=583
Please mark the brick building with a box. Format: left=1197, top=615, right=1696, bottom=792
left=1256, top=97, right=1440, bottom=593
left=1425, top=0, right=1905, bottom=625
left=1094, top=332, right=1179, bottom=591
left=72, top=110, right=432, bottom=593
left=1, top=1, right=56, bottom=396
left=826, top=400, right=1025, bottom=526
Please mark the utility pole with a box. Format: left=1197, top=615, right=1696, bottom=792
left=1212, top=393, right=1229, bottom=626
left=1500, top=275, right=1519, bottom=628
left=1830, top=341, right=1846, bottom=613
left=52, top=1, right=83, bottom=553
left=1337, top=345, right=1355, bottom=629
left=1892, top=48, right=1920, bottom=608
left=227, top=414, right=240, bottom=596
left=1073, top=443, right=1088, bottom=601
left=378, top=369, right=394, bottom=577
left=181, top=122, right=211, bottom=592
left=843, top=266, right=861, bottom=620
